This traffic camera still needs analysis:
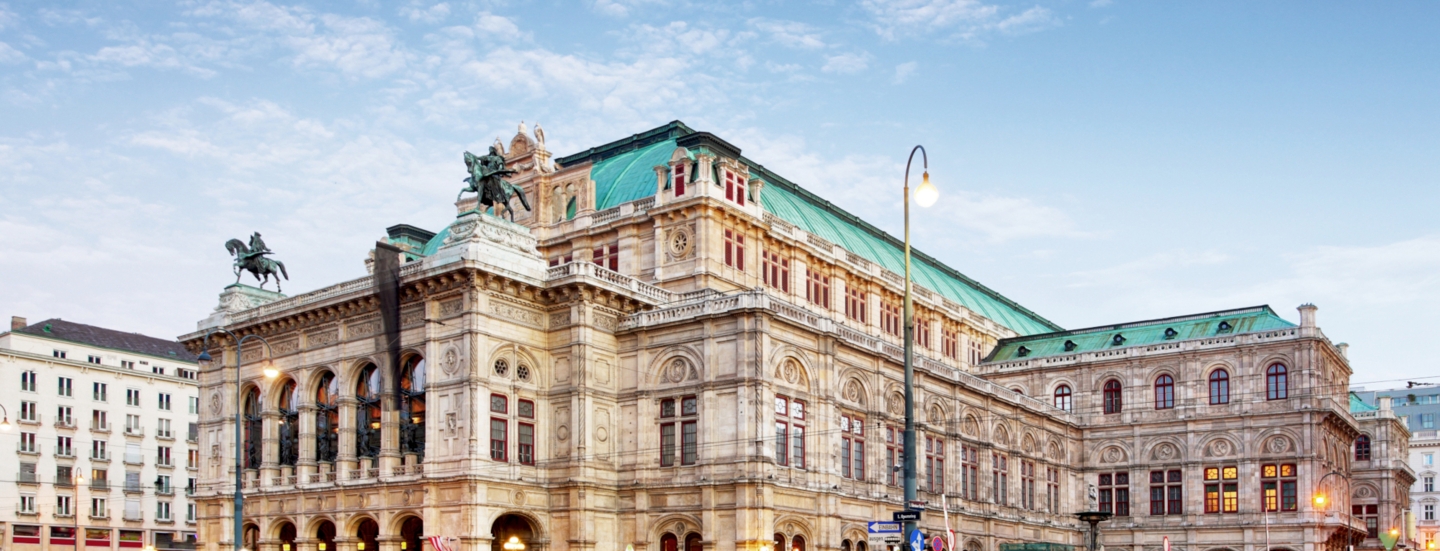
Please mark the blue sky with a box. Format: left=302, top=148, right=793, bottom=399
left=2, top=1, right=1437, bottom=387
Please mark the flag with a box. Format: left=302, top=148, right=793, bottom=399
left=943, top=495, right=955, bottom=551
left=430, top=537, right=455, bottom=551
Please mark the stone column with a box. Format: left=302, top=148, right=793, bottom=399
left=297, top=404, right=318, bottom=482
left=338, top=397, right=359, bottom=477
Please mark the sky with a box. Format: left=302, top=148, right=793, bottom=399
left=1, top=0, right=1438, bottom=388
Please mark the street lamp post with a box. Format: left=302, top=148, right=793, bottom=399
left=901, top=145, right=939, bottom=545
left=196, top=328, right=277, bottom=551
left=0, top=403, right=12, bottom=431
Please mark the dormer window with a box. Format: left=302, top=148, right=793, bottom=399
left=1016, top=346, right=1030, bottom=357
left=1164, top=328, right=1178, bottom=340
left=1063, top=340, right=1077, bottom=352
left=1112, top=334, right=1126, bottom=346
left=1216, top=321, right=1233, bottom=334
left=673, top=164, right=687, bottom=196
left=725, top=168, right=747, bottom=206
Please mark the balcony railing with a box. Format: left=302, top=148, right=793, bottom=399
left=124, top=427, right=144, bottom=437
left=123, top=511, right=143, bottom=521
left=90, top=421, right=110, bottom=432
left=16, top=471, right=38, bottom=484
left=91, top=452, right=110, bottom=462
left=17, top=443, right=39, bottom=454
left=90, top=508, right=109, bottom=520
left=54, top=448, right=75, bottom=459
left=54, top=418, right=76, bottom=429
left=124, top=482, right=143, bottom=494
left=157, top=485, right=174, bottom=496
left=157, top=430, right=173, bottom=440
left=90, top=480, right=110, bottom=490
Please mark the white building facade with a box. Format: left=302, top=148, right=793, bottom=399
left=0, top=317, right=202, bottom=551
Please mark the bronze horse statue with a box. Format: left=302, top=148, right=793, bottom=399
left=226, top=237, right=289, bottom=292
left=460, top=147, right=531, bottom=221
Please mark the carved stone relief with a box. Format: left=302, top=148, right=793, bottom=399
left=667, top=225, right=695, bottom=261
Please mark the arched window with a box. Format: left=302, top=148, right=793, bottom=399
left=242, top=388, right=262, bottom=469
left=356, top=364, right=382, bottom=458
left=857, top=541, right=868, bottom=551
left=791, top=535, right=806, bottom=551
left=1354, top=435, right=1372, bottom=461
left=315, top=372, right=339, bottom=463
left=1053, top=385, right=1072, bottom=412
left=400, top=355, right=427, bottom=457
left=842, top=541, right=852, bottom=551
left=1266, top=364, right=1288, bottom=400
left=278, top=380, right=299, bottom=466
left=1103, top=380, right=1123, bottom=414
left=1154, top=375, right=1174, bottom=410
left=661, top=534, right=678, bottom=551
left=685, top=534, right=702, bottom=551
left=1209, top=369, right=1230, bottom=405
left=774, top=533, right=785, bottom=551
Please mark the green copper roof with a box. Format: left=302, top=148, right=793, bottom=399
left=759, top=178, right=1059, bottom=335
left=987, top=305, right=1296, bottom=362
left=591, top=139, right=676, bottom=210
left=1350, top=392, right=1379, bottom=413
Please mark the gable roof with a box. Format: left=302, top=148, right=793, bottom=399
left=560, top=121, right=1062, bottom=336
left=12, top=318, right=197, bottom=362
left=986, top=305, right=1295, bottom=362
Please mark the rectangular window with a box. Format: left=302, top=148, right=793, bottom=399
left=157, top=446, right=172, bottom=466
left=1261, top=463, right=1298, bottom=512
left=925, top=436, right=944, bottom=493
left=177, top=368, right=196, bottom=380
left=681, top=421, right=697, bottom=465
left=1021, top=460, right=1035, bottom=510
left=774, top=395, right=804, bottom=468
left=1422, top=413, right=1435, bottom=428
left=881, top=301, right=901, bottom=337
left=725, top=168, right=747, bottom=206
left=548, top=253, right=574, bottom=267
left=592, top=242, right=620, bottom=271
left=1047, top=467, right=1060, bottom=513
left=57, top=496, right=73, bottom=516
left=775, top=422, right=788, bottom=466
left=993, top=453, right=1009, bottom=506
left=57, top=436, right=73, bottom=457
left=969, top=339, right=984, bottom=365
left=806, top=269, right=830, bottom=309
left=152, top=366, right=165, bottom=376
left=88, top=355, right=102, bottom=365
left=517, top=423, right=534, bottom=465
left=125, top=414, right=141, bottom=434
left=1098, top=472, right=1129, bottom=516
left=845, top=285, right=867, bottom=324
left=20, top=401, right=37, bottom=421
left=91, top=498, right=107, bottom=518
left=1424, top=476, right=1434, bottom=492
left=188, top=397, right=199, bottom=414
left=59, top=377, right=73, bottom=397
left=20, top=494, right=36, bottom=514
left=673, top=164, right=687, bottom=196
left=126, top=389, right=140, bottom=407
left=660, top=423, right=676, bottom=467
left=723, top=228, right=745, bottom=271
left=20, top=432, right=37, bottom=453
left=916, top=317, right=931, bottom=349
left=1353, top=504, right=1378, bottom=538
left=942, top=328, right=958, bottom=360
left=1150, top=470, right=1183, bottom=515
left=53, top=349, right=68, bottom=359
left=1423, top=503, right=1434, bottom=521
left=121, top=360, right=135, bottom=369
left=92, top=440, right=108, bottom=460
left=158, top=393, right=172, bottom=411
left=762, top=251, right=790, bottom=292
left=93, top=383, right=108, bottom=402
left=21, top=370, right=37, bottom=391
left=187, top=449, right=199, bottom=469
left=961, top=446, right=979, bottom=501
left=157, top=418, right=172, bottom=438
left=659, top=396, right=698, bottom=467
left=57, top=405, right=73, bottom=426
left=157, top=501, right=171, bottom=521
left=1205, top=466, right=1240, bottom=513
left=841, top=414, right=865, bottom=480
left=490, top=418, right=507, bottom=462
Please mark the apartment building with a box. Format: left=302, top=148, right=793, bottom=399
left=0, top=317, right=201, bottom=551
left=1354, top=385, right=1440, bottom=549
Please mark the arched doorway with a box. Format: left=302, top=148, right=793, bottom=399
left=315, top=521, right=336, bottom=551
left=277, top=522, right=297, bottom=551
left=356, top=519, right=380, bottom=551
left=684, top=533, right=701, bottom=551
left=491, top=514, right=536, bottom=551
left=243, top=524, right=260, bottom=551
left=399, top=517, right=424, bottom=551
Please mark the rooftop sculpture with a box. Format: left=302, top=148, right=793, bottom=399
left=460, top=146, right=531, bottom=222
left=225, top=231, right=289, bottom=292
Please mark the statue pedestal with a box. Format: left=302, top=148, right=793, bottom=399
left=199, top=284, right=287, bottom=330
left=425, top=211, right=546, bottom=282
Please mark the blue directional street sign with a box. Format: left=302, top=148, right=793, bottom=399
left=908, top=528, right=925, bottom=551
left=867, top=522, right=902, bottom=535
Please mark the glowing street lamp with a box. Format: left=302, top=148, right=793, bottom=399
left=503, top=537, right=526, bottom=551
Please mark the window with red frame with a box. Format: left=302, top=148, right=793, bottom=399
left=673, top=164, right=687, bottom=196
left=916, top=317, right=931, bottom=349
left=592, top=243, right=619, bottom=271
left=1149, top=469, right=1182, bottom=515
left=725, top=168, right=747, bottom=206
left=1261, top=463, right=1297, bottom=512
left=1203, top=466, right=1239, bottom=513
left=881, top=301, right=901, bottom=337
left=968, top=339, right=983, bottom=365
left=517, top=399, right=535, bottom=465
left=1266, top=364, right=1289, bottom=400
left=1353, top=504, right=1378, bottom=538
left=762, top=251, right=790, bottom=292
left=925, top=436, right=944, bottom=493
left=1099, top=472, right=1129, bottom=516
left=1355, top=435, right=1372, bottom=461
left=724, top=229, right=745, bottom=271
left=1021, top=460, right=1036, bottom=510
left=806, top=270, right=830, bottom=309
left=489, top=394, right=508, bottom=462
left=841, top=413, right=864, bottom=480
left=775, top=395, right=805, bottom=468
left=992, top=453, right=1009, bottom=505
left=845, top=285, right=867, bottom=324
left=547, top=253, right=573, bottom=267
left=1103, top=380, right=1123, bottom=414
left=1046, top=467, right=1060, bottom=512
left=961, top=445, right=979, bottom=501
left=886, top=426, right=900, bottom=486
left=659, top=396, right=699, bottom=467
left=1154, top=375, right=1174, bottom=410
left=942, top=328, right=958, bottom=360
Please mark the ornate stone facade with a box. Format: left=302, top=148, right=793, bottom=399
left=179, top=122, right=1402, bottom=551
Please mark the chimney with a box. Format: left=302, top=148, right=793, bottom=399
left=1336, top=342, right=1349, bottom=358
left=10, top=316, right=25, bottom=331
left=1379, top=396, right=1392, bottom=412
left=1298, top=303, right=1318, bottom=328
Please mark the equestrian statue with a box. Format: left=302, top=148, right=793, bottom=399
left=459, top=146, right=531, bottom=221
left=225, top=232, right=289, bottom=292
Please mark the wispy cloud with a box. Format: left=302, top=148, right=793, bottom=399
left=750, top=18, right=827, bottom=49
left=400, top=2, right=450, bottom=24
left=859, top=0, right=1059, bottom=41
left=822, top=51, right=870, bottom=74
left=893, top=61, right=917, bottom=83
left=0, top=41, right=25, bottom=64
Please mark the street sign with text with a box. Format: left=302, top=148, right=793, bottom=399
left=893, top=511, right=922, bottom=522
